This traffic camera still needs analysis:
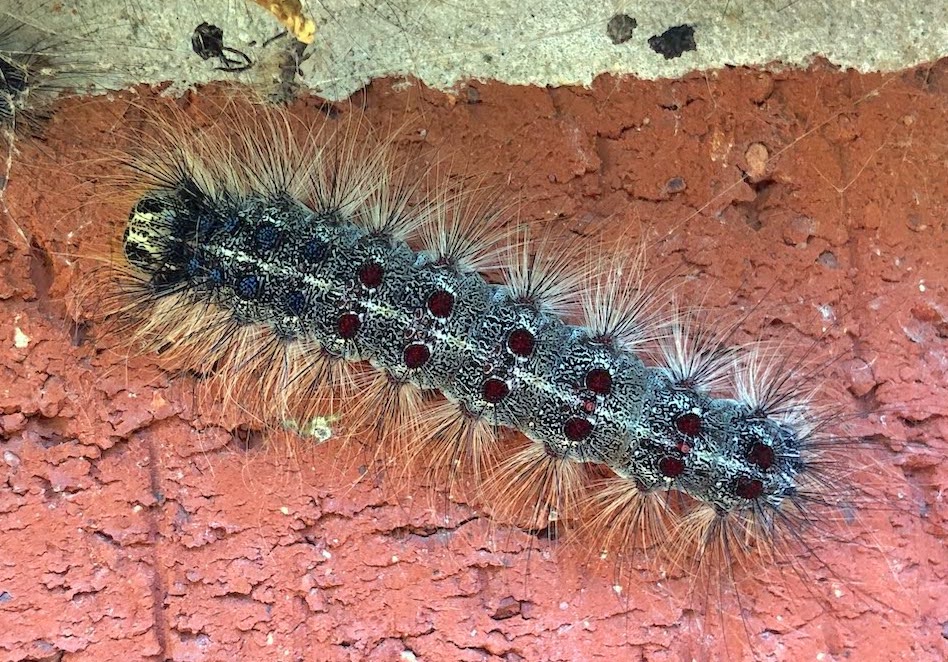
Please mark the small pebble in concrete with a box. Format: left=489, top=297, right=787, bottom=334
left=817, top=250, right=839, bottom=269
left=606, top=14, right=637, bottom=45
left=491, top=597, right=522, bottom=620
left=783, top=216, right=816, bottom=247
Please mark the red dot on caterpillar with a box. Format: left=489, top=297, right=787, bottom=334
left=358, top=261, right=384, bottom=288
left=735, top=477, right=764, bottom=499
left=659, top=455, right=686, bottom=478
left=563, top=416, right=592, bottom=441
left=585, top=367, right=612, bottom=395
left=747, top=441, right=775, bottom=470
left=507, top=327, right=535, bottom=357
left=403, top=342, right=431, bottom=369
left=675, top=412, right=702, bottom=436
left=427, top=289, right=454, bottom=318
left=337, top=312, right=361, bottom=339
left=482, top=377, right=510, bottom=403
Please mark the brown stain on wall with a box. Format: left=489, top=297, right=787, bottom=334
left=1, top=59, right=946, bottom=661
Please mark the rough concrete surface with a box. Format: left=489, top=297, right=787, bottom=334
left=3, top=1, right=948, bottom=100
left=1, top=52, right=946, bottom=660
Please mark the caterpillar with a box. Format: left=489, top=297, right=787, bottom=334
left=111, top=99, right=801, bottom=535
left=0, top=6, right=63, bottom=200
left=0, top=0, right=153, bottom=234
left=2, top=6, right=945, bottom=662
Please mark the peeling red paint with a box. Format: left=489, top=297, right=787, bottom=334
left=1, top=60, right=946, bottom=661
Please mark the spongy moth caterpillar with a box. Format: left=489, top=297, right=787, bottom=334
left=104, top=98, right=807, bottom=527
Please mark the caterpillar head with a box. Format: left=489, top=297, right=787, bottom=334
left=121, top=189, right=218, bottom=297
left=123, top=192, right=185, bottom=274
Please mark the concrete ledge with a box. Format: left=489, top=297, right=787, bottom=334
left=7, top=0, right=948, bottom=100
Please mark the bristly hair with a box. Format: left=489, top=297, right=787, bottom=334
left=580, top=475, right=675, bottom=564
left=75, top=97, right=401, bottom=440
left=653, top=297, right=746, bottom=395
left=733, top=342, right=827, bottom=435
left=578, top=239, right=671, bottom=351
left=482, top=440, right=589, bottom=541
left=416, top=171, right=513, bottom=274
left=408, top=398, right=499, bottom=497
left=498, top=224, right=589, bottom=317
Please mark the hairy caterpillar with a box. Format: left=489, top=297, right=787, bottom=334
left=2, top=8, right=945, bottom=662
left=106, top=96, right=823, bottom=537
left=0, top=5, right=66, bottom=201
left=0, top=0, right=160, bottom=235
